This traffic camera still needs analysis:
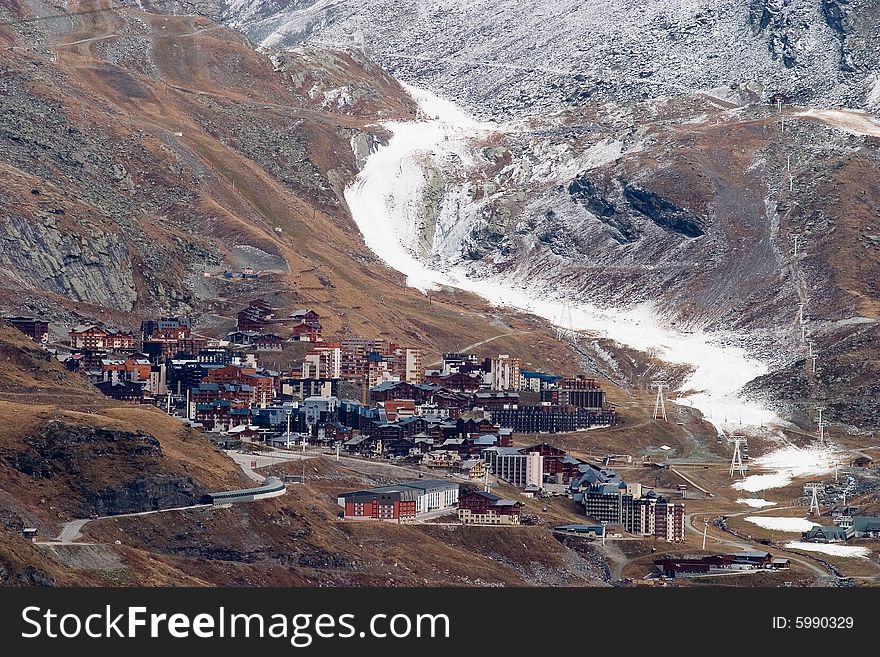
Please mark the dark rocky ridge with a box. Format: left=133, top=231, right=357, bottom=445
left=622, top=184, right=705, bottom=238
left=568, top=176, right=638, bottom=244
left=2, top=421, right=209, bottom=517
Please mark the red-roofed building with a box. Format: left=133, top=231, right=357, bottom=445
left=69, top=325, right=136, bottom=350
left=291, top=322, right=322, bottom=342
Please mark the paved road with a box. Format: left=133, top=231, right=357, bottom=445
left=47, top=504, right=212, bottom=544
left=226, top=448, right=304, bottom=482
left=683, top=511, right=831, bottom=579
left=55, top=519, right=91, bottom=544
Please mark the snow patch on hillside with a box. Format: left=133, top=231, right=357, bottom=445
left=733, top=444, right=837, bottom=492
left=785, top=542, right=871, bottom=559
left=736, top=498, right=777, bottom=508
left=745, top=516, right=818, bottom=533
left=345, top=83, right=780, bottom=429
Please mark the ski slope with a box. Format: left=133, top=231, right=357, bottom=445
left=345, top=83, right=781, bottom=430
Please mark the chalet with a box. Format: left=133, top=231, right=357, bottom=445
left=381, top=399, right=417, bottom=422
left=226, top=424, right=261, bottom=441
left=70, top=325, right=136, bottom=351
left=397, top=415, right=428, bottom=438
left=290, top=322, right=322, bottom=342
left=226, top=330, right=262, bottom=346
left=290, top=309, right=321, bottom=324
left=803, top=525, right=853, bottom=543
left=432, top=389, right=471, bottom=412
left=194, top=400, right=252, bottom=431
left=6, top=316, right=49, bottom=343
left=423, top=450, right=461, bottom=469
left=369, top=380, right=439, bottom=404
left=237, top=307, right=267, bottom=332
left=437, top=437, right=466, bottom=453
left=100, top=355, right=152, bottom=383
left=456, top=459, right=487, bottom=480
left=94, top=380, right=144, bottom=403
left=322, top=421, right=353, bottom=443
left=522, top=442, right=583, bottom=484
left=412, top=433, right=435, bottom=452
left=377, top=436, right=415, bottom=459
left=458, top=490, right=523, bottom=525
left=851, top=455, right=874, bottom=468
left=253, top=334, right=284, bottom=351
left=376, top=422, right=404, bottom=443
left=458, top=416, right=498, bottom=438
left=426, top=371, right=483, bottom=392
left=237, top=300, right=274, bottom=332
left=342, top=435, right=373, bottom=456
left=472, top=434, right=499, bottom=450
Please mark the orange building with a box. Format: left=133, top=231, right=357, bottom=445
left=69, top=325, right=136, bottom=350
left=204, top=364, right=275, bottom=405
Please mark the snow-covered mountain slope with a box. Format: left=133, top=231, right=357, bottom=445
left=213, top=0, right=880, bottom=431
left=221, top=0, right=880, bottom=120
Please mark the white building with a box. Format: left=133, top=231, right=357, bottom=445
left=302, top=344, right=341, bottom=379
left=299, top=395, right=339, bottom=426
left=490, top=354, right=522, bottom=391
left=483, top=447, right=544, bottom=489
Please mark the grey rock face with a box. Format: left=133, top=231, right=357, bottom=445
left=0, top=215, right=137, bottom=311
left=3, top=421, right=210, bottom=517
left=222, top=0, right=880, bottom=119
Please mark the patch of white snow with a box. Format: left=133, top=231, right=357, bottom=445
left=745, top=516, right=818, bottom=532
left=785, top=542, right=871, bottom=559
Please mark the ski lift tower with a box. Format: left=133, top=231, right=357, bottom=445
left=556, top=300, right=575, bottom=342
left=804, top=482, right=823, bottom=516
left=651, top=381, right=669, bottom=422
left=728, top=436, right=747, bottom=479
left=816, top=407, right=827, bottom=445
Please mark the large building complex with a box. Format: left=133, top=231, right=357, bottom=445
left=337, top=480, right=460, bottom=523
left=458, top=491, right=523, bottom=525
left=575, top=467, right=685, bottom=542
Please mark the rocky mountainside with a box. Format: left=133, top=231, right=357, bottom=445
left=221, top=0, right=880, bottom=120
left=215, top=0, right=880, bottom=431
left=1, top=0, right=572, bottom=361
left=0, top=322, right=612, bottom=587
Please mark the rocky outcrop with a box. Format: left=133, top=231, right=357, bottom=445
left=2, top=421, right=209, bottom=517
left=622, top=184, right=705, bottom=238
left=89, top=474, right=204, bottom=516
left=0, top=215, right=137, bottom=311
left=568, top=176, right=637, bottom=244
left=821, top=0, right=860, bottom=73
left=0, top=562, right=55, bottom=586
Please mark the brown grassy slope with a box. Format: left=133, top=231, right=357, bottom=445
left=82, top=459, right=607, bottom=587
left=0, top=323, right=241, bottom=529
left=0, top=1, right=589, bottom=370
